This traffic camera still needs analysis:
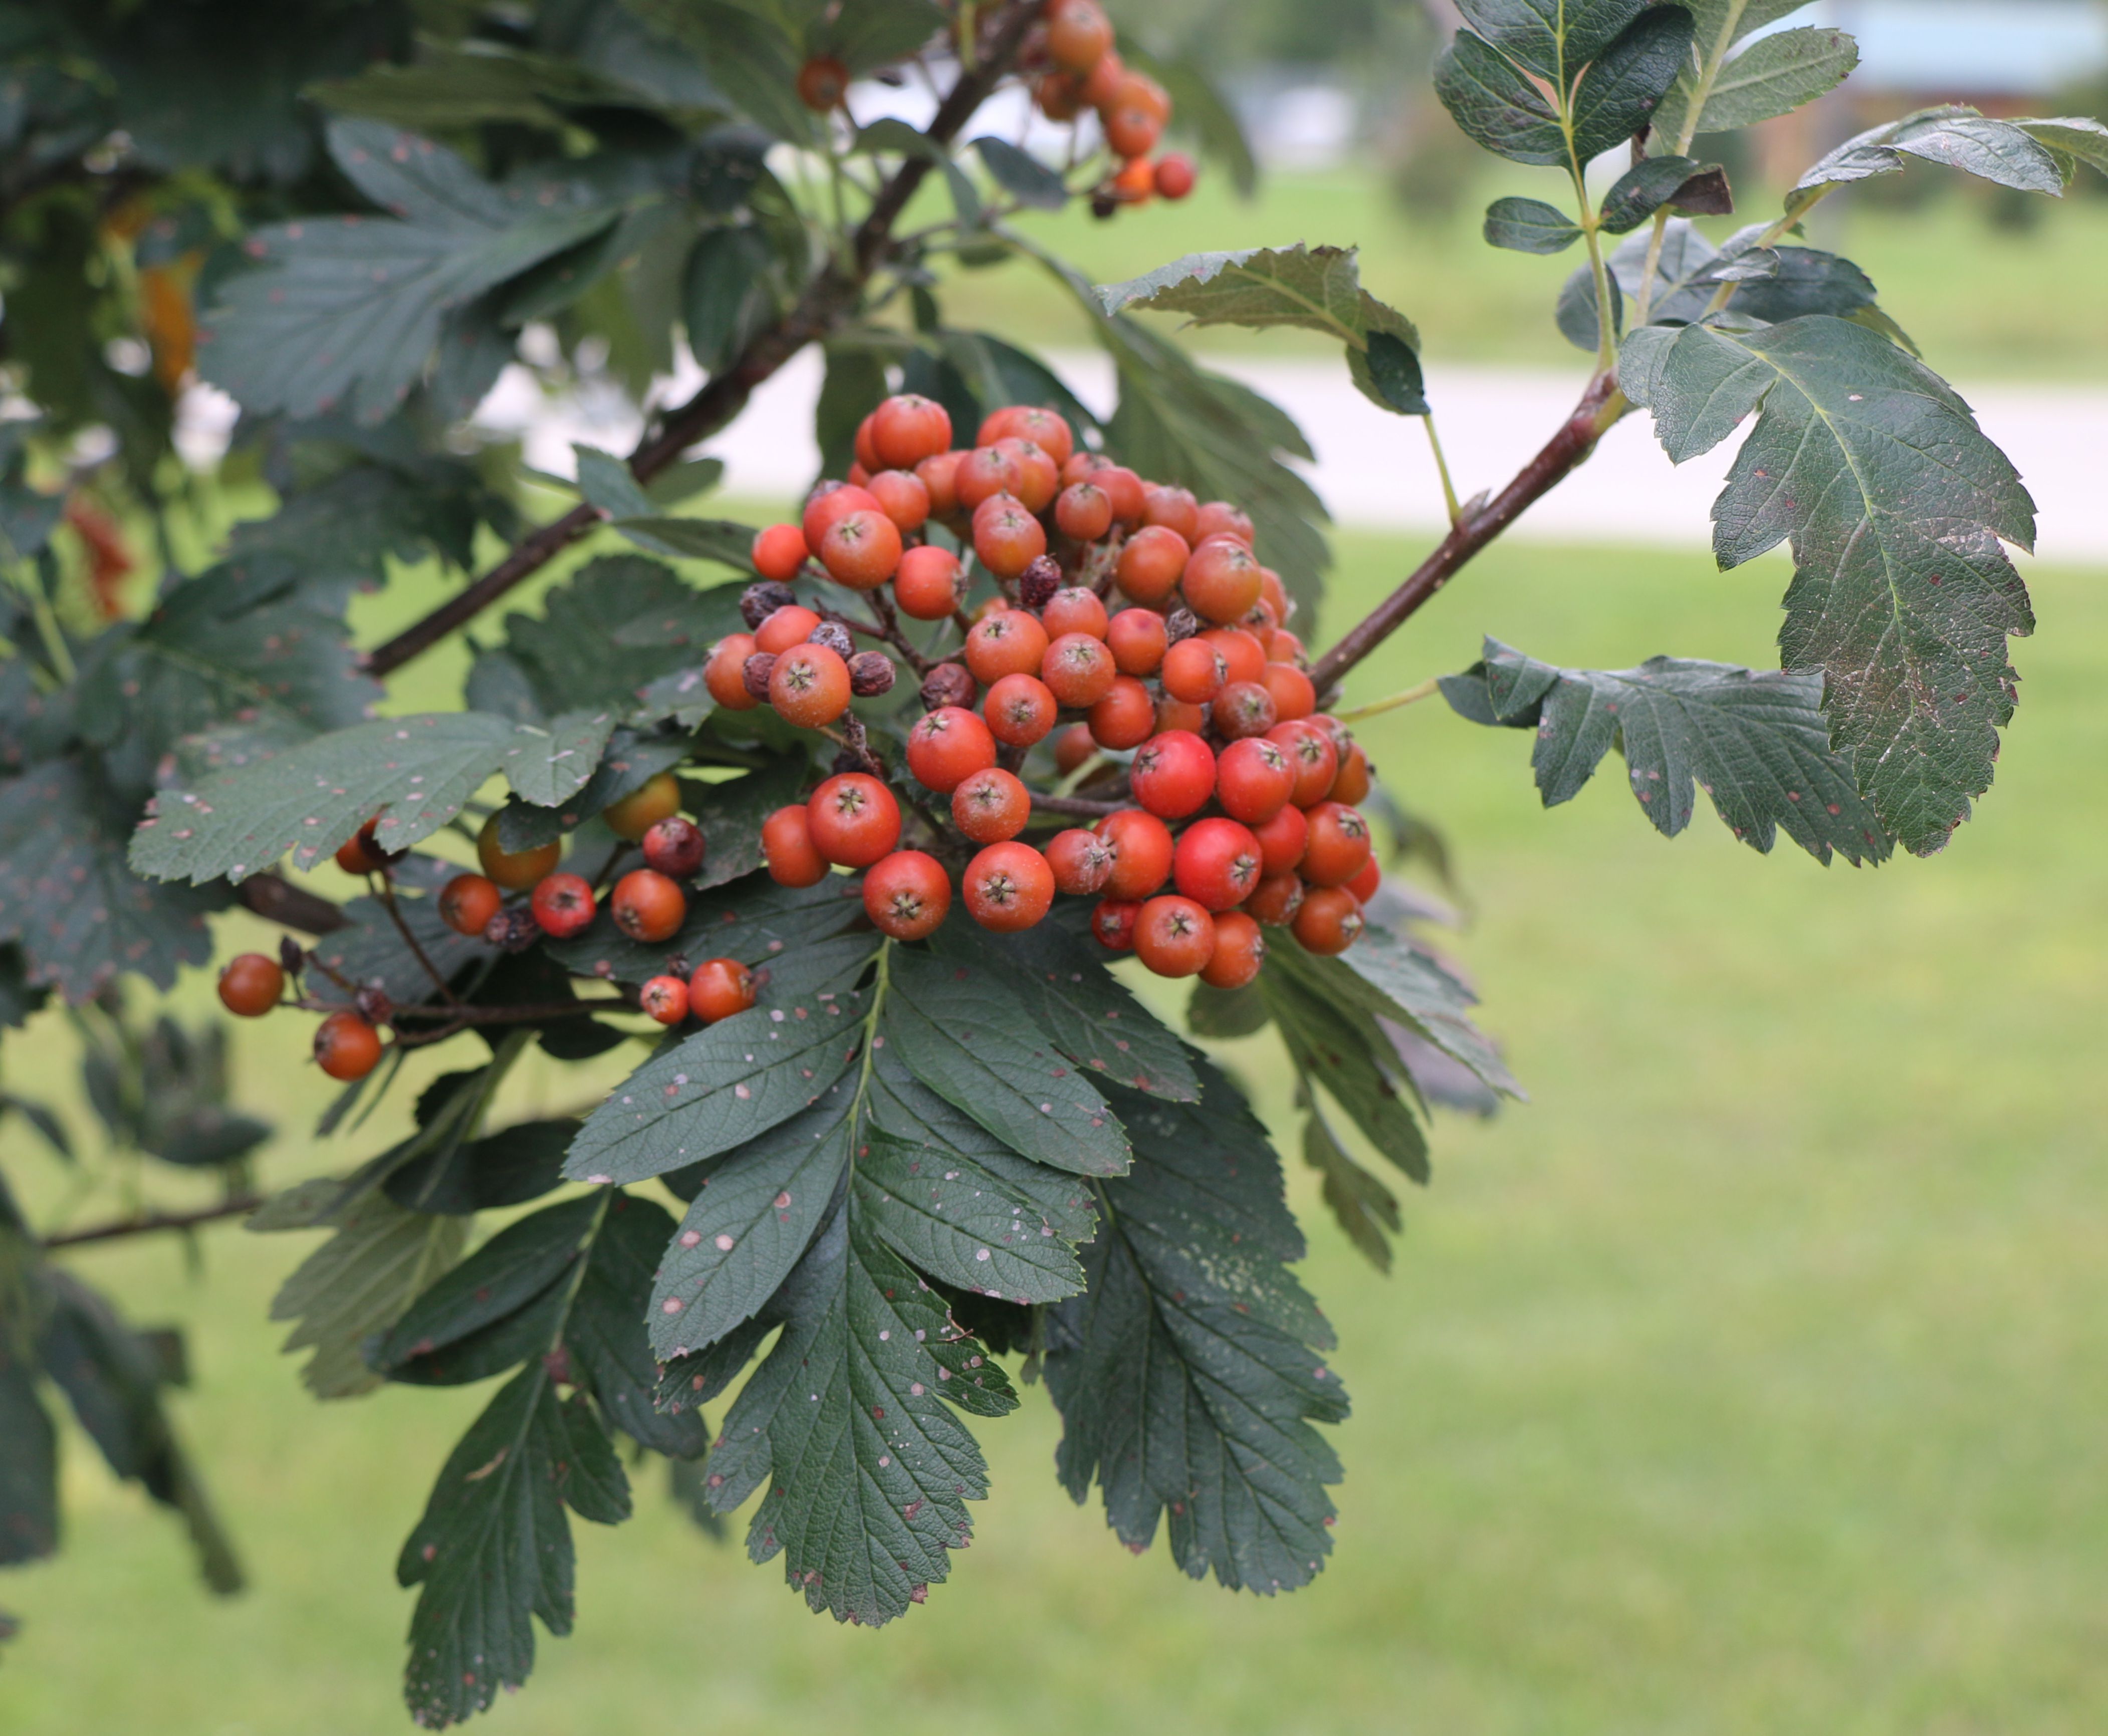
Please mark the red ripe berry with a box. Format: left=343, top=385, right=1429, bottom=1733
left=1202, top=627, right=1267, bottom=686
left=1269, top=719, right=1339, bottom=808
left=1055, top=482, right=1113, bottom=542
left=1345, top=855, right=1382, bottom=905
left=1080, top=48, right=1126, bottom=108
left=1301, top=802, right=1372, bottom=887
left=871, top=394, right=953, bottom=470
left=314, top=1010, right=383, bottom=1081
left=907, top=705, right=998, bottom=794
left=956, top=445, right=1023, bottom=512
left=1293, top=885, right=1364, bottom=955
left=1045, top=827, right=1115, bottom=896
left=1090, top=464, right=1146, bottom=524
left=1199, top=910, right=1263, bottom=988
left=334, top=817, right=396, bottom=876
left=706, top=632, right=761, bottom=711
left=863, top=850, right=953, bottom=941
left=1133, top=895, right=1217, bottom=978
left=1194, top=501, right=1255, bottom=544
left=640, top=975, right=690, bottom=1025
left=770, top=643, right=852, bottom=728
left=1097, top=807, right=1175, bottom=900
left=1252, top=803, right=1309, bottom=877
left=1129, top=729, right=1216, bottom=819
left=965, top=609, right=1050, bottom=685
left=1154, top=152, right=1197, bottom=200
left=963, top=841, right=1055, bottom=932
left=1330, top=741, right=1372, bottom=805
left=985, top=673, right=1057, bottom=748
left=1141, top=484, right=1199, bottom=542
left=1173, top=817, right=1264, bottom=912
left=1114, top=524, right=1189, bottom=605
left=762, top=804, right=828, bottom=887
left=1041, top=586, right=1109, bottom=640
left=866, top=469, right=930, bottom=533
left=951, top=767, right=1031, bottom=843
left=1156, top=695, right=1209, bottom=736
left=914, top=450, right=964, bottom=515
left=1045, top=0, right=1114, bottom=73
left=1106, top=608, right=1167, bottom=675
left=820, top=508, right=903, bottom=589
left=642, top=816, right=707, bottom=880
left=972, top=494, right=1047, bottom=579
left=439, top=873, right=503, bottom=938
left=1053, top=722, right=1097, bottom=775
left=603, top=771, right=681, bottom=842
left=531, top=873, right=597, bottom=939
left=752, top=523, right=808, bottom=581
left=1269, top=628, right=1307, bottom=666
left=1103, top=103, right=1163, bottom=161
left=611, top=869, right=687, bottom=943
left=1261, top=661, right=1317, bottom=723
left=978, top=405, right=1075, bottom=468
left=689, top=957, right=757, bottom=1022
left=1042, top=632, right=1116, bottom=708
left=1088, top=675, right=1156, bottom=751
left=807, top=773, right=901, bottom=867
left=802, top=482, right=881, bottom=558
left=1160, top=636, right=1226, bottom=704
left=998, top=438, right=1060, bottom=514
left=1091, top=897, right=1139, bottom=951
left=893, top=545, right=964, bottom=621
left=1215, top=736, right=1295, bottom=825
left=1244, top=870, right=1306, bottom=928
left=1182, top=539, right=1263, bottom=624
left=796, top=54, right=850, bottom=110
left=217, top=952, right=284, bottom=1017
left=756, top=603, right=823, bottom=655
left=1211, top=679, right=1279, bottom=741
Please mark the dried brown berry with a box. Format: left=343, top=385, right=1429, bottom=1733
left=742, top=650, right=778, bottom=701
left=807, top=619, right=856, bottom=659
left=1165, top=607, right=1200, bottom=644
left=848, top=650, right=896, bottom=697
left=920, top=661, right=977, bottom=712
left=1018, top=554, right=1063, bottom=610
left=740, top=580, right=795, bottom=629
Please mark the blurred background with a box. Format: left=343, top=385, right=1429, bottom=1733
left=8, top=2, right=2108, bottom=1732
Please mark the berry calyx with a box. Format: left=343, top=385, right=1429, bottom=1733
left=965, top=609, right=1050, bottom=685
left=314, top=1010, right=383, bottom=1081
left=217, top=953, right=284, bottom=1017
left=819, top=508, right=903, bottom=589
left=477, top=814, right=561, bottom=892
left=531, top=873, right=597, bottom=938
left=603, top=771, right=681, bottom=842
left=640, top=975, right=690, bottom=1025
left=985, top=672, right=1058, bottom=748
left=611, top=869, right=687, bottom=943
left=862, top=850, right=952, bottom=941
left=688, top=957, right=757, bottom=1022
left=1042, top=631, right=1117, bottom=708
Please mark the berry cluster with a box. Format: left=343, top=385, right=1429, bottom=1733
left=729, top=391, right=1382, bottom=991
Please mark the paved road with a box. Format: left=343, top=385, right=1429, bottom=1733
left=481, top=347, right=2108, bottom=564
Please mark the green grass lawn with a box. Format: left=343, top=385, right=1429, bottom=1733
left=927, top=165, right=2108, bottom=383
left=7, top=518, right=2106, bottom=1733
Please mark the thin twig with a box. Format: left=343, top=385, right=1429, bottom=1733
left=373, top=876, right=461, bottom=1009
left=1030, top=790, right=1124, bottom=817
left=359, top=1, right=1043, bottom=681
left=42, top=1193, right=267, bottom=1250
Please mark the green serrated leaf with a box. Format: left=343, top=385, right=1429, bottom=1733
left=501, top=554, right=737, bottom=715
left=610, top=516, right=761, bottom=567
left=396, top=1364, right=627, bottom=1726
left=1796, top=104, right=2066, bottom=199
left=0, top=1339, right=58, bottom=1567
left=307, top=39, right=669, bottom=131
left=1622, top=316, right=2035, bottom=851
left=1483, top=195, right=1582, bottom=254
left=1333, top=924, right=1521, bottom=1101
left=565, top=1193, right=711, bottom=1458
left=200, top=119, right=621, bottom=422
left=1301, top=1110, right=1400, bottom=1273
left=385, top=1118, right=575, bottom=1216
left=1441, top=636, right=1894, bottom=863
left=1456, top=0, right=1647, bottom=83
left=1569, top=7, right=1695, bottom=165
left=618, top=1, right=813, bottom=141
left=1435, top=31, right=1569, bottom=166
left=564, top=934, right=879, bottom=1185
left=268, top=1191, right=469, bottom=1398
left=973, top=136, right=1067, bottom=210
left=1657, top=26, right=1857, bottom=142
left=1044, top=1060, right=1346, bottom=1593
left=2017, top=116, right=2108, bottom=183
left=1598, top=155, right=1706, bottom=235
left=882, top=946, right=1130, bottom=1178
left=682, top=223, right=777, bottom=374
left=701, top=1202, right=1016, bottom=1625
left=1263, top=953, right=1432, bottom=1182
left=573, top=445, right=653, bottom=520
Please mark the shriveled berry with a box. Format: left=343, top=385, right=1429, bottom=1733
left=848, top=650, right=896, bottom=697
left=1018, top=554, right=1063, bottom=610
left=919, top=661, right=978, bottom=712
left=642, top=816, right=707, bottom=879
left=807, top=619, right=855, bottom=659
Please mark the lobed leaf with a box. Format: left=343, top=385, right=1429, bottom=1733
left=1441, top=636, right=1894, bottom=864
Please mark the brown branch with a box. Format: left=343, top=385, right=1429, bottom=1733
left=1031, top=791, right=1124, bottom=817
left=43, top=1194, right=267, bottom=1251
left=235, top=873, right=346, bottom=934
left=1308, top=376, right=1627, bottom=697
left=360, top=2, right=1043, bottom=682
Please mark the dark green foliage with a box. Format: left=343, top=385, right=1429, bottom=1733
left=1441, top=637, right=1894, bottom=864
left=1598, top=156, right=1715, bottom=235
left=975, top=137, right=1069, bottom=210
left=1483, top=196, right=1581, bottom=254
